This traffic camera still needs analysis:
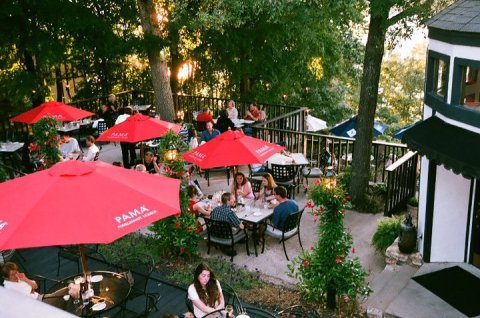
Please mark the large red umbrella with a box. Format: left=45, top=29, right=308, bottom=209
left=181, top=130, right=284, bottom=169
left=0, top=160, right=180, bottom=274
left=96, top=113, right=181, bottom=143
left=10, top=101, right=94, bottom=124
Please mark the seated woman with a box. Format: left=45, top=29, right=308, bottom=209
left=2, top=262, right=41, bottom=300
left=255, top=173, right=277, bottom=202
left=187, top=185, right=211, bottom=217
left=231, top=172, right=255, bottom=201
left=188, top=263, right=225, bottom=318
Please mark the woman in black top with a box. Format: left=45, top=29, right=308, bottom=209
left=214, top=109, right=235, bottom=133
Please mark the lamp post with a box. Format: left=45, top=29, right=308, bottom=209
left=322, top=166, right=337, bottom=189
left=164, top=142, right=178, bottom=162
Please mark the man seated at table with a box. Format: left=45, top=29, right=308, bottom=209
left=211, top=192, right=245, bottom=256
left=2, top=261, right=41, bottom=300
left=268, top=186, right=299, bottom=231
left=59, top=132, right=81, bottom=159
left=200, top=122, right=220, bottom=143
left=196, top=107, right=213, bottom=123
left=81, top=135, right=99, bottom=161
left=211, top=192, right=244, bottom=230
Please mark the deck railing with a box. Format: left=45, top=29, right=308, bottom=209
left=384, top=151, right=419, bottom=216
left=253, top=107, right=409, bottom=184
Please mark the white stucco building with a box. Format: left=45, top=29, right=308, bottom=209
left=403, top=0, right=480, bottom=265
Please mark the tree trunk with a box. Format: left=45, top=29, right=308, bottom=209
left=136, top=0, right=175, bottom=122
left=350, top=7, right=388, bottom=206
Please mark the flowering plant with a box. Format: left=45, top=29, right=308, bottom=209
left=149, top=131, right=199, bottom=258
left=32, top=117, right=61, bottom=169
left=288, top=180, right=371, bottom=313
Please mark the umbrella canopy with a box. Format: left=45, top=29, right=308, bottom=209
left=10, top=101, right=94, bottom=124
left=0, top=160, right=180, bottom=251
left=330, top=116, right=387, bottom=138
left=181, top=130, right=284, bottom=169
left=96, top=113, right=180, bottom=143
left=393, top=121, right=421, bottom=140
left=305, top=115, right=328, bottom=132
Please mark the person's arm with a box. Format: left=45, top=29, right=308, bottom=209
left=215, top=280, right=225, bottom=310
left=228, top=212, right=244, bottom=230
left=243, top=182, right=253, bottom=198
left=17, top=273, right=38, bottom=290
left=189, top=285, right=217, bottom=315
left=82, top=148, right=94, bottom=162
left=193, top=203, right=211, bottom=217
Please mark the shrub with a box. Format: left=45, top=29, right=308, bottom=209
left=407, top=196, right=418, bottom=207
left=32, top=117, right=61, bottom=168
left=371, top=216, right=402, bottom=253
left=337, top=165, right=352, bottom=193
left=289, top=181, right=371, bottom=313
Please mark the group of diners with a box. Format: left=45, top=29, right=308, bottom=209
left=186, top=171, right=299, bottom=256
left=57, top=131, right=99, bottom=162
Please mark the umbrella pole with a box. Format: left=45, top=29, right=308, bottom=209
left=79, top=244, right=88, bottom=279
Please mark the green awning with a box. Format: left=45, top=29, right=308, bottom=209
left=402, top=116, right=480, bottom=179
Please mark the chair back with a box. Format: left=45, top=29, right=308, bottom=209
left=282, top=208, right=304, bottom=233
left=270, top=164, right=296, bottom=183
left=204, top=218, right=233, bottom=240
left=93, top=151, right=100, bottom=161
left=194, top=120, right=207, bottom=132
left=97, top=121, right=108, bottom=134
left=248, top=177, right=262, bottom=195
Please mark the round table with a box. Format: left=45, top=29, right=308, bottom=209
left=43, top=271, right=131, bottom=317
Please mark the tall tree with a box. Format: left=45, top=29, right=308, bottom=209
left=350, top=0, right=452, bottom=206
left=137, top=0, right=175, bottom=121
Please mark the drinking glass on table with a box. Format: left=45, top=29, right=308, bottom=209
left=225, top=305, right=234, bottom=317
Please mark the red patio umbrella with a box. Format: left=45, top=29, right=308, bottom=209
left=0, top=160, right=180, bottom=275
left=96, top=113, right=181, bottom=143
left=181, top=130, right=284, bottom=169
left=10, top=101, right=94, bottom=124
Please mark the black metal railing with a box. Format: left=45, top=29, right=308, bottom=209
left=253, top=107, right=409, bottom=184
left=384, top=151, right=419, bottom=216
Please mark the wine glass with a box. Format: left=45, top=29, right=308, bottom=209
left=225, top=305, right=234, bottom=318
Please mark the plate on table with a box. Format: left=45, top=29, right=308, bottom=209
left=92, top=302, right=107, bottom=311
left=253, top=212, right=262, bottom=217
left=237, top=315, right=250, bottom=318
left=90, top=275, right=103, bottom=283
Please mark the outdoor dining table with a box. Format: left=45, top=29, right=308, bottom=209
left=42, top=270, right=131, bottom=317
left=0, top=142, right=24, bottom=178
left=235, top=200, right=274, bottom=257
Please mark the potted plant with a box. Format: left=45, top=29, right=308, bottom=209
left=406, top=196, right=418, bottom=221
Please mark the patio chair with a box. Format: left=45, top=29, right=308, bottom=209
left=270, top=164, right=297, bottom=199
left=117, top=254, right=159, bottom=316
left=301, top=160, right=322, bottom=187
left=248, top=164, right=267, bottom=178
left=240, top=306, right=277, bottom=318
left=204, top=167, right=230, bottom=187
left=57, top=245, right=106, bottom=276
left=93, top=146, right=102, bottom=161
left=204, top=218, right=250, bottom=261
left=248, top=177, right=263, bottom=198
left=262, top=208, right=304, bottom=261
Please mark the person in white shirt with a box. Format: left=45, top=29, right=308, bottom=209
left=226, top=100, right=238, bottom=120
left=59, top=132, right=81, bottom=159
left=2, top=262, right=41, bottom=300
left=82, top=135, right=99, bottom=161
left=188, top=263, right=225, bottom=318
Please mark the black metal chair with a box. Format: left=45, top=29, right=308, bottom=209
left=93, top=146, right=102, bottom=161
left=270, top=164, right=297, bottom=199
left=248, top=164, right=267, bottom=178
left=204, top=167, right=230, bottom=187
left=262, top=208, right=304, bottom=260
left=57, top=245, right=106, bottom=277
left=248, top=177, right=263, bottom=198
left=204, top=218, right=250, bottom=261
left=117, top=254, right=159, bottom=316
left=301, top=160, right=322, bottom=187
left=241, top=306, right=277, bottom=318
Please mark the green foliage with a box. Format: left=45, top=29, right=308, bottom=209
left=99, top=233, right=160, bottom=266
left=149, top=130, right=199, bottom=258
left=165, top=257, right=262, bottom=291
left=0, top=167, right=8, bottom=183
left=32, top=117, right=61, bottom=168
left=289, top=183, right=370, bottom=312
left=337, top=165, right=352, bottom=194
left=407, top=196, right=418, bottom=207
left=371, top=216, right=402, bottom=254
